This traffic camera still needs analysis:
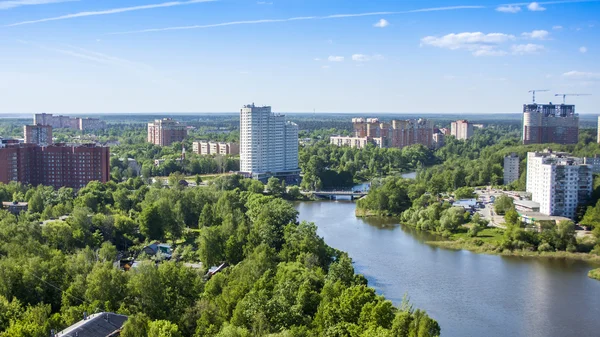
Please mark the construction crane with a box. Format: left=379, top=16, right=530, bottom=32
left=554, top=93, right=591, bottom=104
left=528, top=89, right=549, bottom=104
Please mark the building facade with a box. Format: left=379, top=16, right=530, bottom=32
left=0, top=143, right=110, bottom=189
left=24, top=125, right=52, bottom=145
left=331, top=117, right=434, bottom=150
left=239, top=104, right=299, bottom=182
left=597, top=116, right=600, bottom=144
left=450, top=120, right=474, bottom=140
left=34, top=113, right=105, bottom=131
left=522, top=104, right=579, bottom=145
left=147, top=118, right=187, bottom=146
left=432, top=132, right=445, bottom=149
left=526, top=151, right=592, bottom=219
left=503, top=153, right=520, bottom=185
left=193, top=141, right=239, bottom=155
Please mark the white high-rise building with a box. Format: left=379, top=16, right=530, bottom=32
left=240, top=103, right=299, bottom=182
left=526, top=151, right=592, bottom=219
left=503, top=153, right=520, bottom=185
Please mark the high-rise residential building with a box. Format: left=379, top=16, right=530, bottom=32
left=597, top=116, right=600, bottom=144
left=526, top=150, right=592, bottom=219
left=522, top=104, right=579, bottom=145
left=0, top=143, right=110, bottom=189
left=239, top=104, right=299, bottom=183
left=34, top=113, right=105, bottom=131
left=450, top=120, right=474, bottom=140
left=503, top=153, right=520, bottom=185
left=331, top=117, right=433, bottom=149
left=432, top=132, right=445, bottom=149
left=24, top=125, right=52, bottom=145
left=147, top=118, right=187, bottom=146
left=193, top=141, right=239, bottom=155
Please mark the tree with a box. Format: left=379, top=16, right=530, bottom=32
left=28, top=191, right=44, bottom=214
left=454, top=187, right=475, bottom=200
left=121, top=313, right=150, bottom=337
left=266, top=177, right=285, bottom=197
left=195, top=175, right=203, bottom=185
left=494, top=195, right=514, bottom=215
left=287, top=186, right=302, bottom=200
left=148, top=320, right=182, bottom=337
left=98, top=241, right=118, bottom=262
left=139, top=204, right=164, bottom=240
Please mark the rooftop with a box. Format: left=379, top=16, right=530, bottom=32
left=56, top=312, right=128, bottom=337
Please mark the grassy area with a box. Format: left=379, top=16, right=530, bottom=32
left=427, top=238, right=600, bottom=263
left=450, top=227, right=504, bottom=245
left=589, top=268, right=600, bottom=281
left=183, top=173, right=232, bottom=182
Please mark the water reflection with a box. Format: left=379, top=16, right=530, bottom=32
left=295, top=200, right=600, bottom=337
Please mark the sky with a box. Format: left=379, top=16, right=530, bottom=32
left=0, top=0, right=599, bottom=114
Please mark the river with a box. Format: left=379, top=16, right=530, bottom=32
left=294, top=200, right=600, bottom=337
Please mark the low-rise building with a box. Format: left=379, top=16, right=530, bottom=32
left=2, top=201, right=28, bottom=214
left=54, top=312, right=128, bottom=337
left=193, top=141, right=239, bottom=155
left=330, top=136, right=371, bottom=149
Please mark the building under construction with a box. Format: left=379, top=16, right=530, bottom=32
left=522, top=103, right=579, bottom=145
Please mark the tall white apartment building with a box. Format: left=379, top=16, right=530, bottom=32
left=526, top=151, right=592, bottom=219
left=503, top=153, right=520, bottom=185
left=239, top=104, right=299, bottom=183
left=450, top=120, right=474, bottom=140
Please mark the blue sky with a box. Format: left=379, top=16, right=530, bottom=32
left=0, top=0, right=598, bottom=114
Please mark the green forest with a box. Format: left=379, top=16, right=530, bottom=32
left=0, top=176, right=439, bottom=337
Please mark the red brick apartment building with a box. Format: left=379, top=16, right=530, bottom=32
left=0, top=143, right=109, bottom=189
left=147, top=118, right=187, bottom=146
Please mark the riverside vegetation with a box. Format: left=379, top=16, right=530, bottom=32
left=355, top=128, right=600, bottom=275
left=0, top=174, right=439, bottom=337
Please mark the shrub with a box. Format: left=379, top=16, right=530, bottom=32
left=538, top=242, right=553, bottom=252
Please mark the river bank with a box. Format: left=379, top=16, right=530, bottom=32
left=427, top=239, right=600, bottom=264
left=590, top=268, right=600, bottom=280
left=295, top=200, right=600, bottom=337
left=356, top=208, right=600, bottom=264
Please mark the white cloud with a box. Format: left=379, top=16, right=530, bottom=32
left=496, top=5, right=521, bottom=13
left=351, top=54, right=384, bottom=61
left=552, top=25, right=563, bottom=30
left=313, top=58, right=321, bottom=61
left=579, top=46, right=588, bottom=53
left=563, top=71, right=600, bottom=80
left=473, top=46, right=508, bottom=56
left=6, top=0, right=214, bottom=27
left=521, top=30, right=549, bottom=40
left=511, top=43, right=545, bottom=55
left=0, top=0, right=76, bottom=10
left=352, top=54, right=369, bottom=62
left=328, top=56, right=344, bottom=62
left=373, top=19, right=389, bottom=28
left=527, top=2, right=546, bottom=11
left=257, top=1, right=273, bottom=4
left=321, top=65, right=330, bottom=69
left=420, top=32, right=515, bottom=56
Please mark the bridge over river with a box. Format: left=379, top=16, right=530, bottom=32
left=302, top=190, right=367, bottom=200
